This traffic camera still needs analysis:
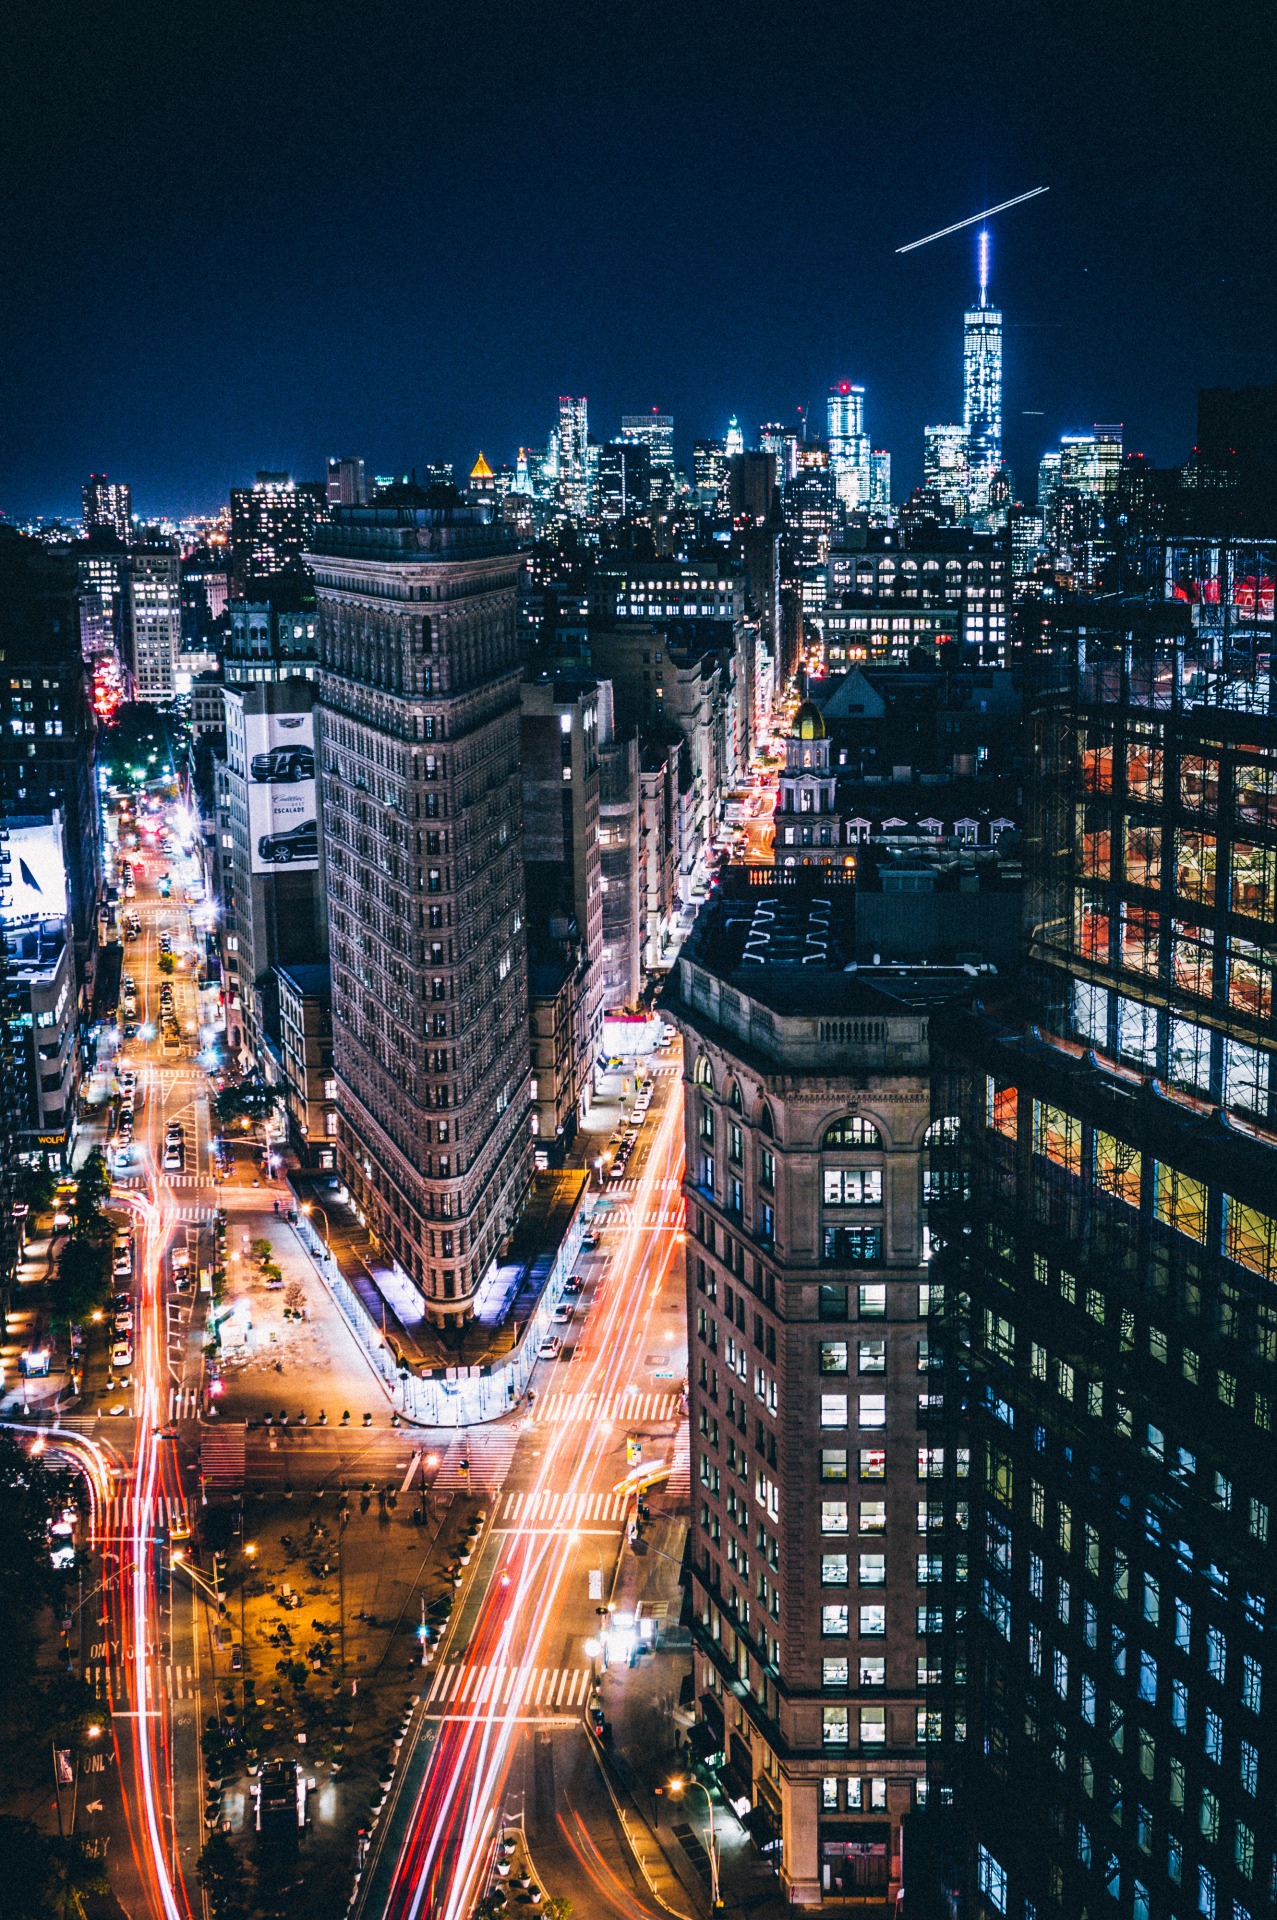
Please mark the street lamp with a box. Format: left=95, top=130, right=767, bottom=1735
left=241, top=1541, right=255, bottom=1712
left=303, top=1202, right=331, bottom=1250
left=583, top=1636, right=602, bottom=1689
left=668, top=1776, right=720, bottom=1908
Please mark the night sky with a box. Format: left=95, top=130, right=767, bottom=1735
left=3, top=0, right=1274, bottom=522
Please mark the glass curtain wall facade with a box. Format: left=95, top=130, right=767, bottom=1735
left=920, top=547, right=1277, bottom=1920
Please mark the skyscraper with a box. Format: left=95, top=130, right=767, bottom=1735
left=923, top=425, right=970, bottom=514
left=621, top=411, right=674, bottom=481
left=760, top=424, right=800, bottom=489
left=597, top=442, right=651, bottom=521
left=326, top=456, right=367, bottom=508
left=725, top=416, right=745, bottom=459
left=924, top=564, right=1277, bottom=1920
left=963, top=230, right=1003, bottom=513
left=558, top=396, right=589, bottom=517
left=230, top=472, right=326, bottom=592
left=307, top=497, right=532, bottom=1325
left=81, top=474, right=132, bottom=543
left=828, top=385, right=871, bottom=512
left=124, top=545, right=182, bottom=701
left=870, top=450, right=892, bottom=516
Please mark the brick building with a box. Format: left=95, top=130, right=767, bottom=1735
left=664, top=867, right=974, bottom=1908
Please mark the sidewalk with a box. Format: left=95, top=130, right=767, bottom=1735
left=598, top=1511, right=785, bottom=1920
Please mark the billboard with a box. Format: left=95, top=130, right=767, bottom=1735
left=2, top=822, right=70, bottom=924
left=246, top=713, right=319, bottom=874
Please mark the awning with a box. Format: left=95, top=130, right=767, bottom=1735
left=687, top=1720, right=718, bottom=1761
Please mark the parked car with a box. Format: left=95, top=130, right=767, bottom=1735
left=250, top=744, right=315, bottom=784
left=257, top=819, right=318, bottom=864
left=163, top=1143, right=184, bottom=1171
left=111, top=1340, right=133, bottom=1369
left=552, top=1304, right=573, bottom=1325
left=581, top=1230, right=600, bottom=1250
left=113, top=1307, right=134, bottom=1334
left=537, top=1335, right=561, bottom=1361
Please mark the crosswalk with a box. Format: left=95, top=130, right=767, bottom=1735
left=101, top=1491, right=192, bottom=1536
left=669, top=1422, right=690, bottom=1498
left=85, top=1662, right=196, bottom=1701
left=173, top=1203, right=213, bottom=1223
left=500, top=1487, right=630, bottom=1524
left=168, top=1386, right=200, bottom=1421
left=533, top=1390, right=683, bottom=1425
left=424, top=1662, right=593, bottom=1714
left=602, top=1174, right=683, bottom=1197
left=428, top=1429, right=520, bottom=1490
left=603, top=1204, right=684, bottom=1229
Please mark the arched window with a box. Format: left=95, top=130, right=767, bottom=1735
left=693, top=1056, right=714, bottom=1089
left=925, top=1116, right=961, bottom=1147
left=729, top=1081, right=742, bottom=1111
left=759, top=1103, right=775, bottom=1138
left=822, top=1117, right=881, bottom=1149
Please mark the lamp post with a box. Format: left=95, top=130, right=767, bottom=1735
left=241, top=1541, right=255, bottom=1713
left=303, top=1202, right=331, bottom=1254
left=668, top=1775, right=720, bottom=1908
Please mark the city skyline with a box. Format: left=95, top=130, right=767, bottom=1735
left=2, top=0, right=1273, bottom=521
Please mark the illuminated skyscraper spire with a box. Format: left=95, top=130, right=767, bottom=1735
left=964, top=225, right=1002, bottom=508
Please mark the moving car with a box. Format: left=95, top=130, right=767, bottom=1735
left=257, top=819, right=318, bottom=864
left=111, top=1340, right=133, bottom=1370
left=552, top=1303, right=573, bottom=1324
left=250, top=744, right=315, bottom=784
left=163, top=1141, right=184, bottom=1171
left=537, top=1335, right=561, bottom=1361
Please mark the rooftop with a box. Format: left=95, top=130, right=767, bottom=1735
left=275, top=961, right=331, bottom=999
left=673, top=867, right=997, bottom=1023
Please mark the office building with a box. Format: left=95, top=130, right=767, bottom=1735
left=0, top=530, right=101, bottom=985
left=963, top=232, right=1003, bottom=513
left=230, top=472, right=326, bottom=592
left=761, top=424, right=801, bottom=488
left=923, top=573, right=1277, bottom=1920
left=725, top=417, right=745, bottom=460
left=825, top=530, right=1008, bottom=667
left=695, top=441, right=729, bottom=514
left=124, top=546, right=182, bottom=701
left=621, top=411, right=675, bottom=481
left=1060, top=426, right=1124, bottom=499
left=216, top=677, right=328, bottom=1065
left=924, top=427, right=970, bottom=516
left=828, top=385, right=872, bottom=514
left=81, top=475, right=132, bottom=543
left=181, top=551, right=231, bottom=644
left=1037, top=449, right=1062, bottom=514
left=327, top=456, right=367, bottom=509
left=1, top=824, right=80, bottom=1171
left=665, top=867, right=975, bottom=1908
left=225, top=598, right=318, bottom=689
left=75, top=534, right=128, bottom=634
left=598, top=729, right=641, bottom=1009
left=273, top=961, right=337, bottom=1170
left=520, top=673, right=606, bottom=1135
left=598, top=441, right=652, bottom=522
left=558, top=397, right=590, bottom=518
left=784, top=463, right=840, bottom=564
left=870, top=452, right=892, bottom=517
left=307, top=497, right=532, bottom=1325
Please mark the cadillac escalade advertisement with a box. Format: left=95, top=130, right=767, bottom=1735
left=246, top=713, right=319, bottom=872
